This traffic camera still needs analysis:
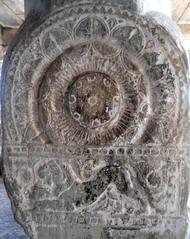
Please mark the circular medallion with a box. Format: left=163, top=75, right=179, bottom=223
left=39, top=50, right=143, bottom=145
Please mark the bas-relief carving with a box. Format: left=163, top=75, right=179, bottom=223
left=2, top=1, right=189, bottom=239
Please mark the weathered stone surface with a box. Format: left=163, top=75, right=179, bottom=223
left=1, top=0, right=189, bottom=238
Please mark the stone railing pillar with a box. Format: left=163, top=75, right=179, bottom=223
left=2, top=0, right=189, bottom=238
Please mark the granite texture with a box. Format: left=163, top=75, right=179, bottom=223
left=1, top=0, right=189, bottom=238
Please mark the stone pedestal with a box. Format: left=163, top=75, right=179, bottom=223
left=1, top=0, right=189, bottom=238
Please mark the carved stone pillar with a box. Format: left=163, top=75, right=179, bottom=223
left=1, top=0, right=189, bottom=238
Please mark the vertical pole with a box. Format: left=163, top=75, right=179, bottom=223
left=24, top=0, right=52, bottom=17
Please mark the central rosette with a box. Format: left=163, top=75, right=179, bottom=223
left=66, top=72, right=120, bottom=129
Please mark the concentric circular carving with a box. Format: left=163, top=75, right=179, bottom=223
left=38, top=49, right=146, bottom=145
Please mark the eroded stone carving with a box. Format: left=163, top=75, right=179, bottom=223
left=2, top=1, right=189, bottom=238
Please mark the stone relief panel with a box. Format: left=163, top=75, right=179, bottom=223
left=2, top=1, right=189, bottom=239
